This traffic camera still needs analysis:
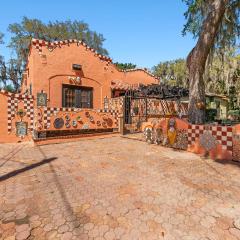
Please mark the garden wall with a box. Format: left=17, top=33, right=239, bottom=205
left=0, top=90, right=34, bottom=143
left=142, top=117, right=189, bottom=150
left=33, top=107, right=119, bottom=140
left=0, top=90, right=120, bottom=143
left=188, top=125, right=233, bottom=160
left=142, top=117, right=239, bottom=161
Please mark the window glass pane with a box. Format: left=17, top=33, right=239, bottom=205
left=63, top=85, right=92, bottom=108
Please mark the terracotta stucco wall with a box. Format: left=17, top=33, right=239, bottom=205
left=23, top=41, right=158, bottom=109
left=0, top=93, right=33, bottom=143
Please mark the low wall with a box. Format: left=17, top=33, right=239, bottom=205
left=188, top=125, right=233, bottom=160
left=0, top=90, right=120, bottom=143
left=34, top=107, right=119, bottom=139
left=0, top=91, right=34, bottom=143
left=142, top=117, right=189, bottom=150
left=141, top=117, right=239, bottom=161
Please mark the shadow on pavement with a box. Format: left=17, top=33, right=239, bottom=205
left=37, top=146, right=86, bottom=235
left=215, top=159, right=240, bottom=168
left=0, top=157, right=57, bottom=182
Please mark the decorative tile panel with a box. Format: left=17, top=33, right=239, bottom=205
left=188, top=124, right=233, bottom=153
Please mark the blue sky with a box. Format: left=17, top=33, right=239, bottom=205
left=0, top=0, right=196, bottom=68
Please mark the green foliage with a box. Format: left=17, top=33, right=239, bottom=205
left=182, top=0, right=240, bottom=51
left=205, top=49, right=240, bottom=108
left=7, top=58, right=22, bottom=91
left=115, top=62, right=137, bottom=70
left=0, top=56, right=7, bottom=87
left=152, top=59, right=188, bottom=87
left=5, top=17, right=109, bottom=91
left=8, top=17, right=109, bottom=67
left=3, top=84, right=15, bottom=93
left=0, top=57, right=22, bottom=92
left=206, top=108, right=217, bottom=122
left=0, top=33, right=7, bottom=89
left=228, top=109, right=240, bottom=115
left=0, top=32, right=3, bottom=44
left=229, top=85, right=238, bottom=109
left=153, top=50, right=240, bottom=107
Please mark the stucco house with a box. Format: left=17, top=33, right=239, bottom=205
left=21, top=39, right=159, bottom=109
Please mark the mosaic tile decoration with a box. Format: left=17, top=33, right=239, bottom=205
left=131, top=98, right=147, bottom=116
left=7, top=95, right=18, bottom=132
left=174, top=129, right=188, bottom=150
left=233, top=134, right=240, bottom=161
left=32, top=38, right=112, bottom=63
left=0, top=90, right=34, bottom=133
left=23, top=97, right=34, bottom=131
left=104, top=97, right=189, bottom=119
left=188, top=125, right=233, bottom=152
left=146, top=99, right=188, bottom=116
left=104, top=97, right=124, bottom=114
left=42, top=107, right=120, bottom=129
left=199, top=130, right=218, bottom=151
left=98, top=109, right=120, bottom=127
left=143, top=124, right=188, bottom=150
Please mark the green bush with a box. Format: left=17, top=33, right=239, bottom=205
left=206, top=109, right=217, bottom=122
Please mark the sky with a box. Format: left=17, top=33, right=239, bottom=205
left=0, top=0, right=196, bottom=69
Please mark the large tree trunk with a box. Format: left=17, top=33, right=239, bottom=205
left=187, top=0, right=229, bottom=124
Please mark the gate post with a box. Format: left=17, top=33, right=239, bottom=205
left=121, top=96, right=126, bottom=135
left=145, top=97, right=148, bottom=122
left=119, top=114, right=125, bottom=135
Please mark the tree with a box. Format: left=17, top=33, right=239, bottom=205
left=7, top=17, right=109, bottom=91
left=0, top=32, right=3, bottom=45
left=0, top=56, right=7, bottom=88
left=7, top=59, right=22, bottom=91
left=0, top=32, right=7, bottom=89
left=115, top=62, right=137, bottom=70
left=152, top=59, right=188, bottom=87
left=8, top=17, right=109, bottom=67
left=183, top=0, right=240, bottom=124
left=205, top=49, right=240, bottom=96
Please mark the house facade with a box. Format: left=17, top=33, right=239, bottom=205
left=22, top=39, right=159, bottom=109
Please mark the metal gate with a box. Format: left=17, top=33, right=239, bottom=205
left=124, top=90, right=133, bottom=124
left=124, top=90, right=147, bottom=126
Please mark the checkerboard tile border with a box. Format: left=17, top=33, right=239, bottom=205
left=7, top=96, right=18, bottom=132
left=32, top=38, right=112, bottom=63
left=188, top=124, right=233, bottom=152
left=1, top=89, right=33, bottom=99
left=3, top=91, right=35, bottom=133
left=24, top=98, right=34, bottom=131
left=98, top=109, right=120, bottom=126
left=43, top=107, right=76, bottom=129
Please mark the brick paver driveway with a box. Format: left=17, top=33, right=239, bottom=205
left=0, top=135, right=240, bottom=240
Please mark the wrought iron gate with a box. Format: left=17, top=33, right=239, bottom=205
left=124, top=90, right=147, bottom=125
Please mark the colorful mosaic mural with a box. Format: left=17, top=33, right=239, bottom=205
left=104, top=96, right=189, bottom=119
left=188, top=124, right=233, bottom=160
left=34, top=107, right=119, bottom=138
left=143, top=117, right=189, bottom=150
left=104, top=97, right=124, bottom=115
